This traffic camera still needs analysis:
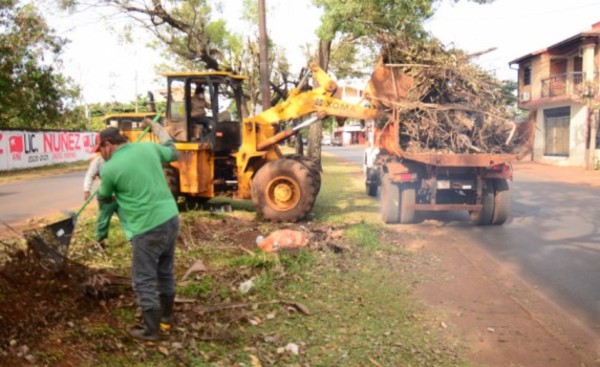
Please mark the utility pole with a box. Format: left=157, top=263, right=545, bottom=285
left=258, top=0, right=270, bottom=111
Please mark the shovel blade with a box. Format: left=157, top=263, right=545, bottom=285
left=24, top=216, right=75, bottom=271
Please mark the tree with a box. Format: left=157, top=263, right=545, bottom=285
left=0, top=0, right=82, bottom=129
left=313, top=0, right=496, bottom=71
left=60, top=1, right=298, bottom=116
left=305, top=0, right=496, bottom=165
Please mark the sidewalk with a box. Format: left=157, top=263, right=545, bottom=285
left=512, top=160, right=600, bottom=187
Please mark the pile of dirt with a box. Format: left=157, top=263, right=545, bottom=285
left=374, top=34, right=528, bottom=155
left=0, top=248, right=121, bottom=365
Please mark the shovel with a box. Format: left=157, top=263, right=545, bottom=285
left=24, top=113, right=162, bottom=270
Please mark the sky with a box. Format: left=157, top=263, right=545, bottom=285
left=44, top=0, right=600, bottom=104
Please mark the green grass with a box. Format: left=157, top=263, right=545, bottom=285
left=345, top=222, right=382, bottom=252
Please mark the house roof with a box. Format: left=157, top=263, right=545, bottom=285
left=509, top=21, right=600, bottom=65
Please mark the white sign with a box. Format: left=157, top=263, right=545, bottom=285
left=0, top=130, right=98, bottom=171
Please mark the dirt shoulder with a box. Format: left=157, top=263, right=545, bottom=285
left=0, top=161, right=88, bottom=185
left=513, top=160, right=600, bottom=188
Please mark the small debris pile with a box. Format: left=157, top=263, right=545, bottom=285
left=374, top=34, right=529, bottom=154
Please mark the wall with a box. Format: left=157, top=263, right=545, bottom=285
left=0, top=130, right=97, bottom=171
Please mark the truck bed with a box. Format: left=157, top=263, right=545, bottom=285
left=377, top=114, right=535, bottom=168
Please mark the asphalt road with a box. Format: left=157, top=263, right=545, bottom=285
left=324, top=145, right=600, bottom=328
left=471, top=172, right=600, bottom=327
left=0, top=171, right=88, bottom=226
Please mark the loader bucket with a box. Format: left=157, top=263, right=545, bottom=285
left=365, top=65, right=414, bottom=109
left=24, top=215, right=75, bottom=271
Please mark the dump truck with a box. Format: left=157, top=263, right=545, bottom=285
left=142, top=63, right=377, bottom=222
left=362, top=66, right=535, bottom=225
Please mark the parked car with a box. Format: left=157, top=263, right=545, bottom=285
left=322, top=136, right=332, bottom=145
left=331, top=136, right=343, bottom=146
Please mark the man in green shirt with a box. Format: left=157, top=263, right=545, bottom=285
left=94, top=123, right=179, bottom=344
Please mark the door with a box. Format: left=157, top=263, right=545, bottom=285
left=543, top=107, right=570, bottom=157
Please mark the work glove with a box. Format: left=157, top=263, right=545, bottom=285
left=142, top=118, right=172, bottom=145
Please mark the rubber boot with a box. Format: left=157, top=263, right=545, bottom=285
left=129, top=309, right=161, bottom=345
left=159, top=294, right=175, bottom=332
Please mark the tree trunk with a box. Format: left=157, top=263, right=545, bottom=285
left=307, top=39, right=332, bottom=167
left=258, top=0, right=271, bottom=111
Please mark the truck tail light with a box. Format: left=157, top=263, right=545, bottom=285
left=490, top=164, right=509, bottom=172
left=399, top=173, right=417, bottom=182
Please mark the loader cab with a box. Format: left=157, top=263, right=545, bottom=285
left=163, top=71, right=245, bottom=155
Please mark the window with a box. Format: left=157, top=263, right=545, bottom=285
left=523, top=65, right=532, bottom=86
left=168, top=79, right=186, bottom=122
left=543, top=107, right=570, bottom=157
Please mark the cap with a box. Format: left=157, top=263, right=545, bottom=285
left=92, top=127, right=122, bottom=152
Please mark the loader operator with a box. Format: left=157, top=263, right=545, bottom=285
left=94, top=123, right=180, bottom=345
left=191, top=84, right=211, bottom=139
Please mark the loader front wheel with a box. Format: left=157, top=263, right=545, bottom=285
left=380, top=173, right=400, bottom=224
left=252, top=159, right=317, bottom=222
left=285, top=154, right=322, bottom=195
left=163, top=164, right=180, bottom=199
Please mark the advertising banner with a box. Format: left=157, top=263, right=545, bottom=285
left=0, top=130, right=98, bottom=171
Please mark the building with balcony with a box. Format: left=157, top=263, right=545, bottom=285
left=510, top=22, right=600, bottom=168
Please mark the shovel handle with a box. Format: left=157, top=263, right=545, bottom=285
left=77, top=188, right=100, bottom=217
left=76, top=111, right=164, bottom=217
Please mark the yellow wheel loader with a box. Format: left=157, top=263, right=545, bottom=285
left=153, top=63, right=379, bottom=222
left=103, top=112, right=161, bottom=143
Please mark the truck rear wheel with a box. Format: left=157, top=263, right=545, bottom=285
left=469, top=179, right=494, bottom=225
left=399, top=186, right=416, bottom=224
left=491, top=179, right=510, bottom=225
left=380, top=173, right=400, bottom=224
left=251, top=159, right=317, bottom=222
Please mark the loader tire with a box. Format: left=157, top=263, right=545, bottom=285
left=251, top=159, right=317, bottom=222
left=469, top=179, right=494, bottom=225
left=491, top=179, right=510, bottom=225
left=285, top=154, right=322, bottom=195
left=380, top=173, right=400, bottom=224
left=163, top=164, right=180, bottom=199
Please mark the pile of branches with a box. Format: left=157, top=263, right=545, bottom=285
left=376, top=34, right=525, bottom=154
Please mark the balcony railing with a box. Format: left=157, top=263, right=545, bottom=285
left=541, top=72, right=586, bottom=98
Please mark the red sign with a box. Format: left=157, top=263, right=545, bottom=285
left=83, top=134, right=91, bottom=148
left=43, top=132, right=82, bottom=153
left=9, top=136, right=23, bottom=153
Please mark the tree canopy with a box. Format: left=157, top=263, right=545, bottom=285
left=314, top=0, right=496, bottom=73
left=0, top=0, right=83, bottom=129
